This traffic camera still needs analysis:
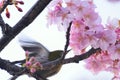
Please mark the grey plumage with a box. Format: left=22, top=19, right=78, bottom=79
left=19, top=38, right=49, bottom=63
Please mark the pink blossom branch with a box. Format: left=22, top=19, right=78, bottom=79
left=0, top=0, right=101, bottom=79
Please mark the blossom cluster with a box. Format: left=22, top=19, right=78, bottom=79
left=24, top=51, right=42, bottom=73
left=47, top=0, right=120, bottom=79
left=0, top=0, right=24, bottom=18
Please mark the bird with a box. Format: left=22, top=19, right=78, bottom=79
left=18, top=37, right=65, bottom=79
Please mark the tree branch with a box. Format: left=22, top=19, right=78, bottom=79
left=9, top=48, right=100, bottom=79
left=11, top=48, right=101, bottom=72
left=0, top=15, right=6, bottom=33
left=41, top=48, right=101, bottom=70
left=10, top=68, right=27, bottom=80
left=0, top=58, right=24, bottom=76
left=0, top=0, right=52, bottom=52
left=62, top=48, right=101, bottom=64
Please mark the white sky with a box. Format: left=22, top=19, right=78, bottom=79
left=0, top=0, right=120, bottom=80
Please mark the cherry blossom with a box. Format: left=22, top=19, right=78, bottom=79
left=85, top=51, right=112, bottom=74
left=47, top=0, right=120, bottom=79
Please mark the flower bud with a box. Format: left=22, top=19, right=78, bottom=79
left=15, top=5, right=23, bottom=12
left=30, top=68, right=36, bottom=73
left=25, top=51, right=29, bottom=57
left=25, top=61, right=32, bottom=68
left=6, top=8, right=10, bottom=18
left=29, top=57, right=35, bottom=62
left=34, top=62, right=41, bottom=67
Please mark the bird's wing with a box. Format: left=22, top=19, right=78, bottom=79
left=19, top=40, right=49, bottom=52
left=18, top=37, right=49, bottom=63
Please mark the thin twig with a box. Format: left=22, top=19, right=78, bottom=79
left=62, top=22, right=72, bottom=59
